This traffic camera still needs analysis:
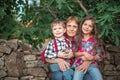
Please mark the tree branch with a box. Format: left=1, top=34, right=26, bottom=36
left=48, top=8, right=58, bottom=20
left=44, top=0, right=58, bottom=20
left=77, top=0, right=89, bottom=16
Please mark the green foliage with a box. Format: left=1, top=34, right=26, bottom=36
left=0, top=0, right=19, bottom=39
left=91, top=1, right=120, bottom=45
left=0, top=0, right=120, bottom=48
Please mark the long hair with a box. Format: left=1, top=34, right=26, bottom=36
left=75, top=16, right=105, bottom=58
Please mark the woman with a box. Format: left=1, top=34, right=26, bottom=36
left=45, top=16, right=93, bottom=80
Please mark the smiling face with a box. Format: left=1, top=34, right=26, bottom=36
left=66, top=20, right=78, bottom=38
left=52, top=24, right=66, bottom=39
left=82, top=20, right=94, bottom=36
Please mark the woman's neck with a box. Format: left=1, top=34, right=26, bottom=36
left=65, top=34, right=74, bottom=41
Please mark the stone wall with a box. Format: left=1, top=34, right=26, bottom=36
left=0, top=39, right=120, bottom=80
left=0, top=39, right=48, bottom=80
left=103, top=46, right=120, bottom=80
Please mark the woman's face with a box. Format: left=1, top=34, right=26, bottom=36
left=66, top=21, right=78, bottom=38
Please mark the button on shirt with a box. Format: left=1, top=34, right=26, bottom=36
left=73, top=36, right=101, bottom=66
left=44, top=38, right=72, bottom=59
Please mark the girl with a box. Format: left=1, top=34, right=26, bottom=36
left=73, top=16, right=105, bottom=80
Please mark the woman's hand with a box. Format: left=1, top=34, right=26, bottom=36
left=56, top=58, right=70, bottom=72
left=75, top=61, right=91, bottom=73
left=45, top=58, right=70, bottom=71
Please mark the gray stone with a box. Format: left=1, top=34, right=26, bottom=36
left=25, top=60, right=38, bottom=67
left=6, top=39, right=18, bottom=50
left=5, top=51, right=25, bottom=77
left=0, top=58, right=4, bottom=69
left=116, top=65, right=120, bottom=70
left=107, top=46, right=120, bottom=52
left=115, top=54, right=120, bottom=65
left=0, top=52, right=3, bottom=57
left=23, top=51, right=31, bottom=55
left=104, top=71, right=119, bottom=76
left=104, top=76, right=117, bottom=80
left=0, top=45, right=11, bottom=54
left=104, top=65, right=116, bottom=70
left=18, top=41, right=32, bottom=51
left=0, top=70, right=7, bottom=78
left=20, top=76, right=34, bottom=80
left=4, top=77, right=19, bottom=80
left=24, top=55, right=36, bottom=61
left=25, top=68, right=47, bottom=77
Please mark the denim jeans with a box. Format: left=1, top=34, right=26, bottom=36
left=51, top=71, right=63, bottom=80
left=73, top=64, right=103, bottom=80
left=50, top=63, right=74, bottom=80
left=83, top=72, right=92, bottom=80
left=51, top=71, right=92, bottom=80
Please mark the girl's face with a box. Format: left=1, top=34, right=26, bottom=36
left=66, top=21, right=78, bottom=38
left=82, top=20, right=94, bottom=36
left=52, top=24, right=66, bottom=39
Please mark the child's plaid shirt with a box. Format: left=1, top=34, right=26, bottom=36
left=72, top=36, right=101, bottom=68
left=44, top=37, right=72, bottom=59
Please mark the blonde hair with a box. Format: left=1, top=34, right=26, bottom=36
left=51, top=20, right=65, bottom=28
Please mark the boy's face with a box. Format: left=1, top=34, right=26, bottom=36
left=52, top=24, right=66, bottom=39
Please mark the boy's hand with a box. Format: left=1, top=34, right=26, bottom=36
left=65, top=51, right=73, bottom=59
left=57, top=51, right=65, bottom=58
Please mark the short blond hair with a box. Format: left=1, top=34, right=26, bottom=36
left=51, top=20, right=65, bottom=28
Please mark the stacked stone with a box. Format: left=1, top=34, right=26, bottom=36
left=103, top=46, right=120, bottom=80
left=0, top=39, right=120, bottom=80
left=0, top=39, right=47, bottom=80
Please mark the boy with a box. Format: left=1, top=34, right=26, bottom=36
left=45, top=20, right=74, bottom=80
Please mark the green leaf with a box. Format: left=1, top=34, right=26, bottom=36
left=46, top=0, right=55, bottom=8
left=98, top=28, right=105, bottom=38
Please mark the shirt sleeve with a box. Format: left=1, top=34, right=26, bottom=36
left=96, top=47, right=103, bottom=61
left=44, top=40, right=57, bottom=59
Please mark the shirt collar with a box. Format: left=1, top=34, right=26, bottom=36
left=82, top=36, right=94, bottom=42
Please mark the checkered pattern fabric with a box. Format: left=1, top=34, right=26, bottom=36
left=44, top=38, right=72, bottom=59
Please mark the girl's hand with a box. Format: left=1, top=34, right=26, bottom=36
left=75, top=61, right=91, bottom=73
left=83, top=52, right=94, bottom=61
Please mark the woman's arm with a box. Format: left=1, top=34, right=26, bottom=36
left=83, top=52, right=102, bottom=61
